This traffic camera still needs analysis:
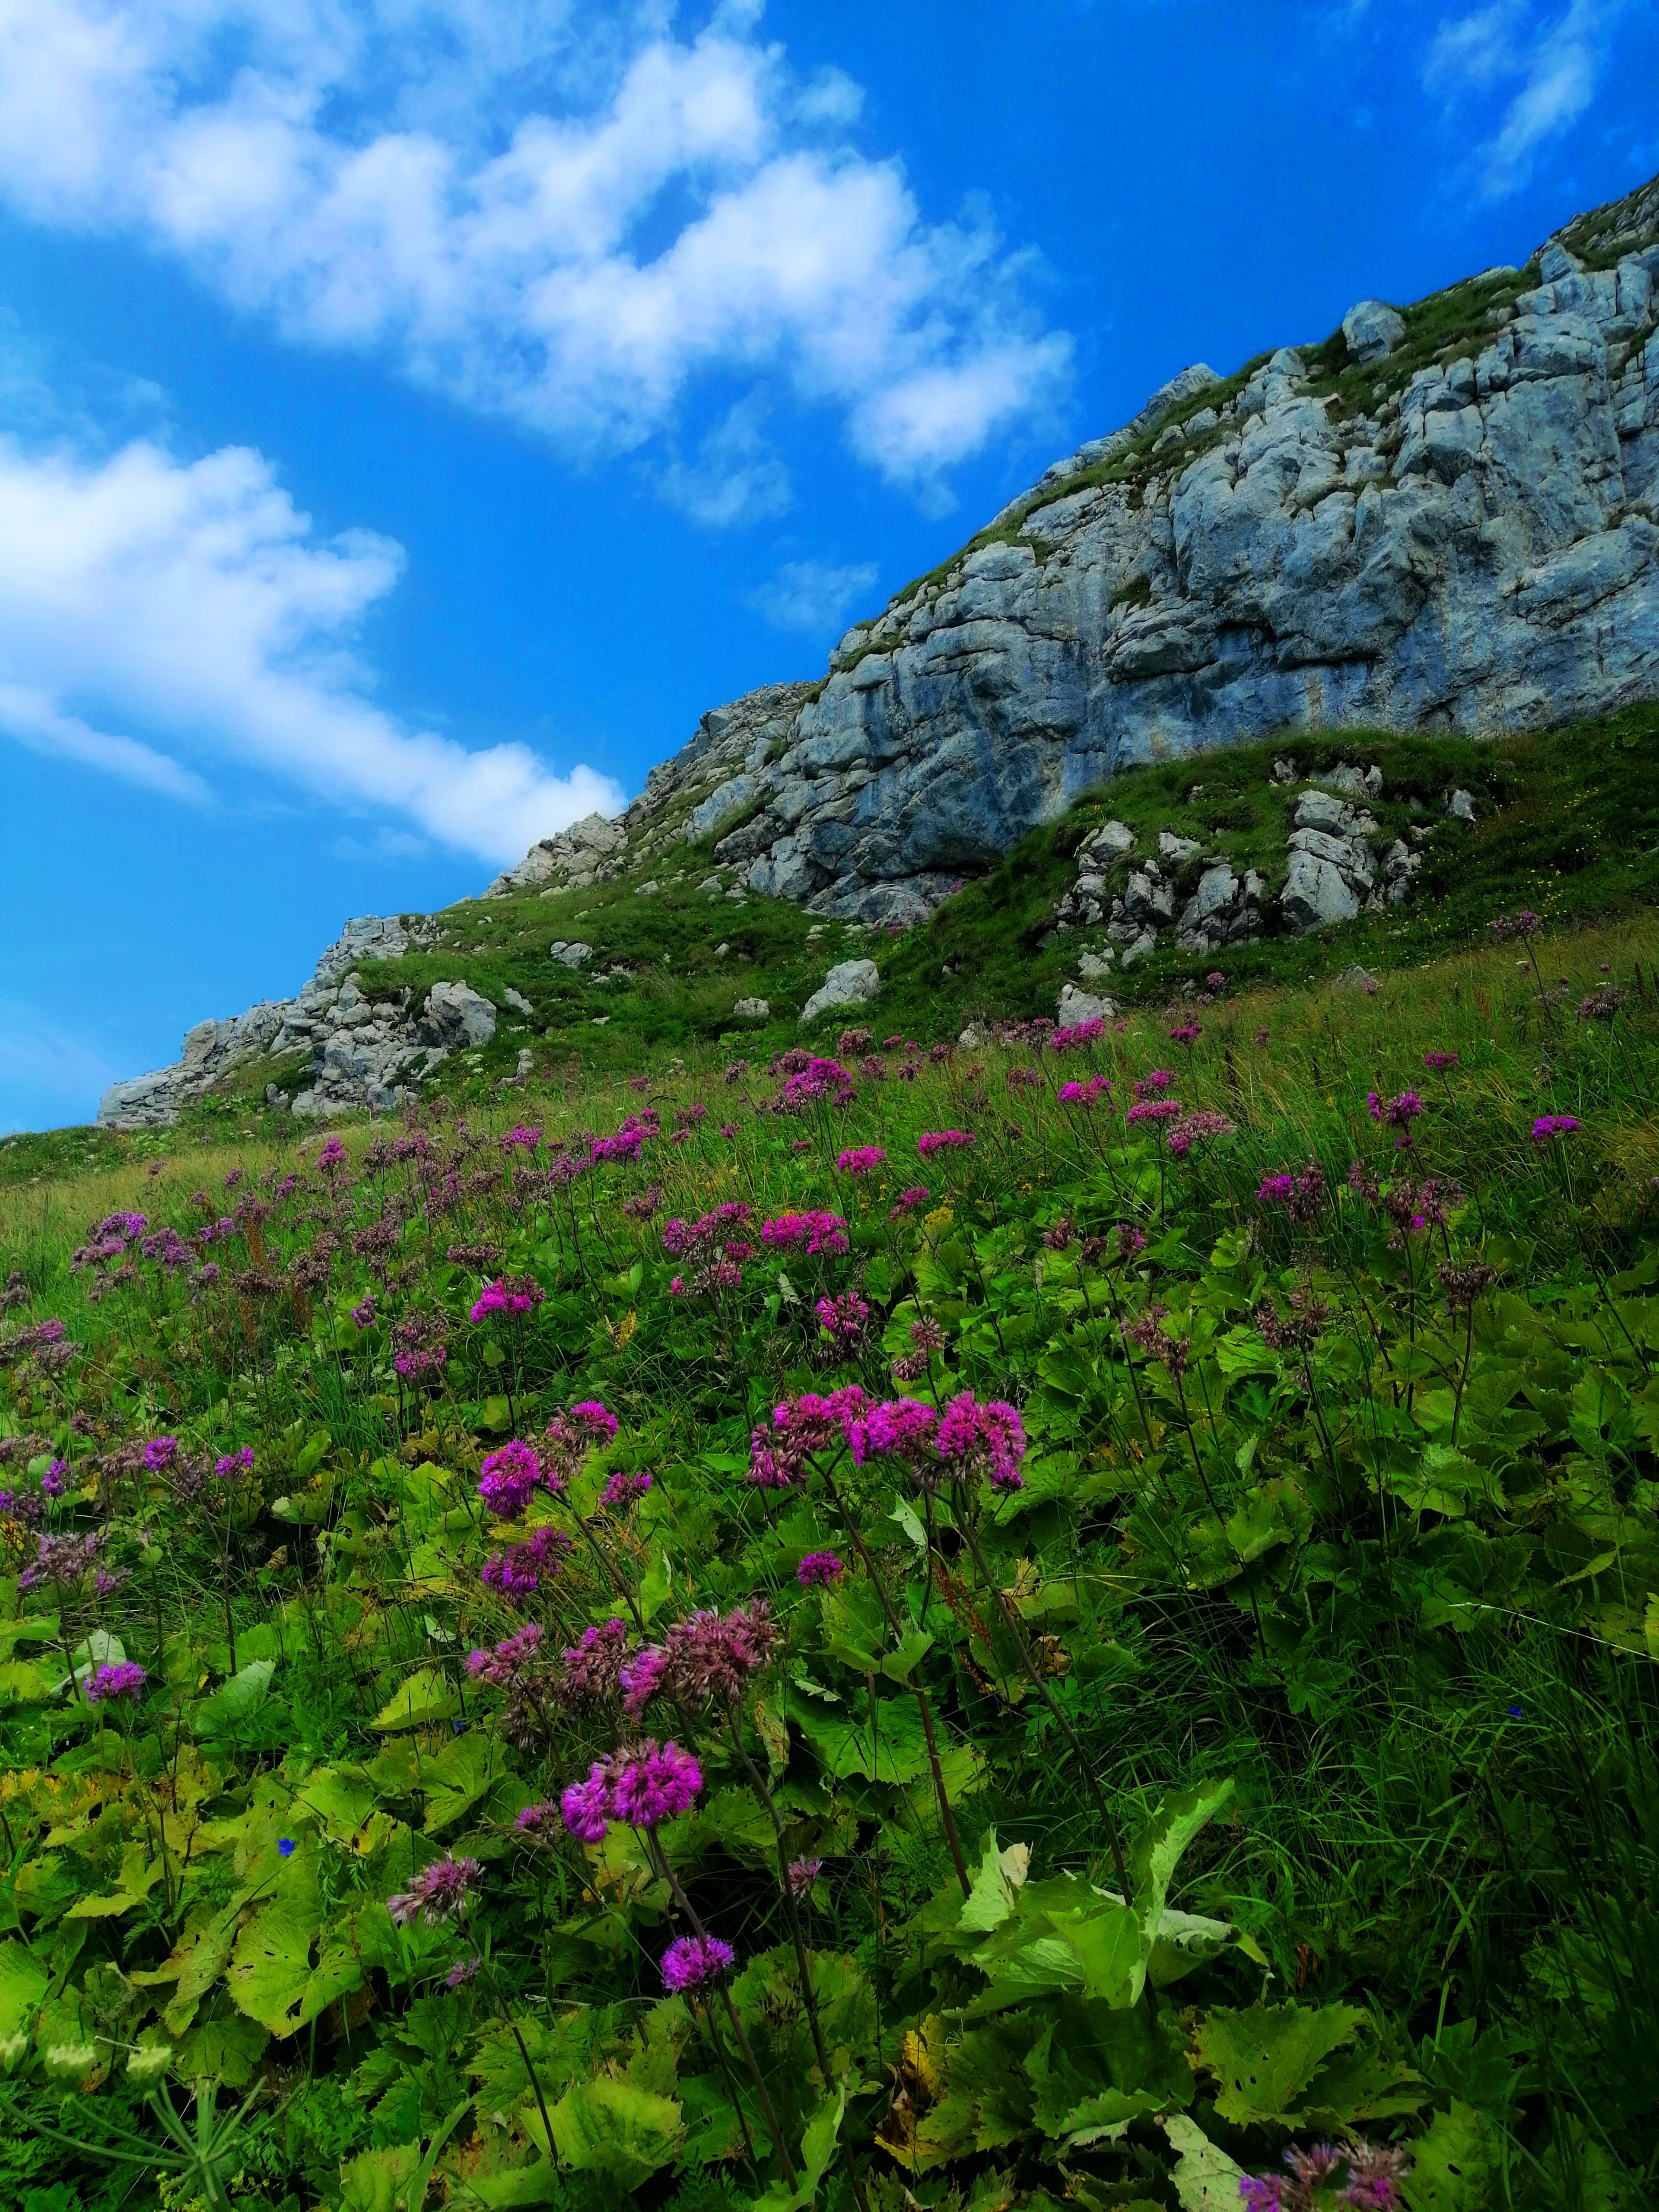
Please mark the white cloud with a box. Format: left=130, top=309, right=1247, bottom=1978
left=657, top=394, right=791, bottom=528
left=746, top=557, right=877, bottom=636
left=1426, top=0, right=1619, bottom=196
left=0, top=431, right=623, bottom=862
left=0, top=3, right=1070, bottom=492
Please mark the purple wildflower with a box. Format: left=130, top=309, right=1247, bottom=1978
left=387, top=1856, right=481, bottom=1928
left=661, top=1934, right=734, bottom=1993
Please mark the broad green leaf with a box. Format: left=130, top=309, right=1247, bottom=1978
left=1160, top=2113, right=1247, bottom=2211
left=0, top=1939, right=47, bottom=2037
left=1193, top=2000, right=1367, bottom=2124
left=789, top=1687, right=930, bottom=1783
left=959, top=1831, right=1031, bottom=1936
left=536, top=2076, right=684, bottom=2189
left=639, top=1547, right=674, bottom=1624
left=372, top=1665, right=460, bottom=1732
left=65, top=1842, right=165, bottom=1920
left=420, top=1732, right=505, bottom=1836
left=228, top=1885, right=395, bottom=2037
left=754, top=2084, right=847, bottom=2212
left=1401, top=2101, right=1501, bottom=2212
left=337, top=2143, right=420, bottom=2212
left=191, top=1658, right=276, bottom=1738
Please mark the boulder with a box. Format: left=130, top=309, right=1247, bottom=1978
left=734, top=997, right=771, bottom=1022
left=800, top=959, right=881, bottom=1025
left=1341, top=299, right=1407, bottom=364
left=502, top=988, right=534, bottom=1015
left=1058, top=983, right=1113, bottom=1026
left=420, top=982, right=497, bottom=1050
left=550, top=941, right=594, bottom=968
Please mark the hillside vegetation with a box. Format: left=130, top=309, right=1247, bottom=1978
left=1, top=862, right=1658, bottom=2209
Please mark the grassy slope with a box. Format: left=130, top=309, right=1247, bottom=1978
left=3, top=912, right=1659, bottom=2208
left=9, top=703, right=1655, bottom=1187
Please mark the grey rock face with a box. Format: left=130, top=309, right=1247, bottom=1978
left=1058, top=982, right=1113, bottom=1026
left=419, top=982, right=497, bottom=1050
left=800, top=958, right=881, bottom=1025
left=1342, top=299, right=1407, bottom=365
left=549, top=941, right=594, bottom=968
left=487, top=811, right=626, bottom=897
left=574, top=175, right=1658, bottom=925
left=98, top=915, right=435, bottom=1128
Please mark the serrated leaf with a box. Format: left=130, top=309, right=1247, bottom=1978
left=1402, top=2101, right=1501, bottom=2212
left=371, top=1664, right=460, bottom=1732
left=959, top=1830, right=1030, bottom=1935
left=1193, top=2000, right=1367, bottom=2124
left=0, top=1940, right=48, bottom=2037
left=532, top=2076, right=684, bottom=2189
left=1160, top=2114, right=1246, bottom=2211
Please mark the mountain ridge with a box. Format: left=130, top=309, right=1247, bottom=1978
left=95, top=168, right=1659, bottom=1129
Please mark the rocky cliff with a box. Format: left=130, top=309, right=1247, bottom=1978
left=497, top=171, right=1659, bottom=925
left=99, top=172, right=1659, bottom=1125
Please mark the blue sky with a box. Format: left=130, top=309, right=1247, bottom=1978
left=1, top=0, right=1655, bottom=1132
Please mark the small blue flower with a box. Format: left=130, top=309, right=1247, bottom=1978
left=1507, top=1704, right=1523, bottom=1719
left=454, top=1719, right=465, bottom=1733
left=277, top=1838, right=296, bottom=1859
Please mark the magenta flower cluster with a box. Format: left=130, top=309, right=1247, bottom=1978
left=661, top=1933, right=734, bottom=1993
left=837, top=1145, right=887, bottom=1174
left=388, top=1856, right=480, bottom=1928
left=85, top=1661, right=146, bottom=1705
left=561, top=1739, right=704, bottom=1843
left=917, top=1129, right=974, bottom=1158
left=760, top=1210, right=849, bottom=1257
left=470, top=1274, right=546, bottom=1322
left=797, top=1551, right=844, bottom=1586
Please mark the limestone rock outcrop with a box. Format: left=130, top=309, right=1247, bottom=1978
left=499, top=172, right=1658, bottom=925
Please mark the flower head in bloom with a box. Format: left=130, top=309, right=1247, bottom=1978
left=563, top=1740, right=703, bottom=1843
left=388, top=1856, right=481, bottom=1928
left=1423, top=1051, right=1459, bottom=1072
left=143, top=1437, right=178, bottom=1472
left=1168, top=1020, right=1202, bottom=1046
left=1166, top=1110, right=1235, bottom=1159
left=623, top=1603, right=779, bottom=1715
left=1367, top=1089, right=1424, bottom=1137
left=917, top=1129, right=974, bottom=1158
left=350, top=1294, right=377, bottom=1329
left=936, top=1392, right=1027, bottom=1492
left=556, top=1618, right=629, bottom=1710
left=85, top=1661, right=146, bottom=1704
left=797, top=1551, right=844, bottom=1587
left=815, top=1290, right=869, bottom=1344
left=1134, top=1071, right=1173, bottom=1097
left=277, top=1838, right=296, bottom=1859
left=470, top=1274, right=546, bottom=1322
left=1532, top=1114, right=1581, bottom=1142
left=1126, top=1098, right=1182, bottom=1125
left=1050, top=1017, right=1105, bottom=1052
left=760, top=1210, right=849, bottom=1258
left=446, top=1957, right=481, bottom=1990
left=601, top=1468, right=653, bottom=1510
left=786, top=1856, right=823, bottom=1899
left=1058, top=1075, right=1112, bottom=1106
left=465, top=1623, right=544, bottom=1688
left=215, top=1446, right=255, bottom=1483
left=847, top=1396, right=938, bottom=1474
left=477, top=1439, right=541, bottom=1520
left=1258, top=1160, right=1325, bottom=1226
left=749, top=1386, right=868, bottom=1487
left=661, top=1933, right=734, bottom=1993
left=482, top=1524, right=569, bottom=1598
left=889, top=1185, right=930, bottom=1219
left=838, top=1145, right=887, bottom=1174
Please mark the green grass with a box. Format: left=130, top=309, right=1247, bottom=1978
left=3, top=903, right=1659, bottom=2210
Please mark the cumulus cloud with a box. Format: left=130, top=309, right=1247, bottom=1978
left=1426, top=0, right=1619, bottom=196
left=746, top=557, right=878, bottom=636
left=0, top=2, right=1070, bottom=494
left=0, top=431, right=623, bottom=862
left=657, top=394, right=792, bottom=528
